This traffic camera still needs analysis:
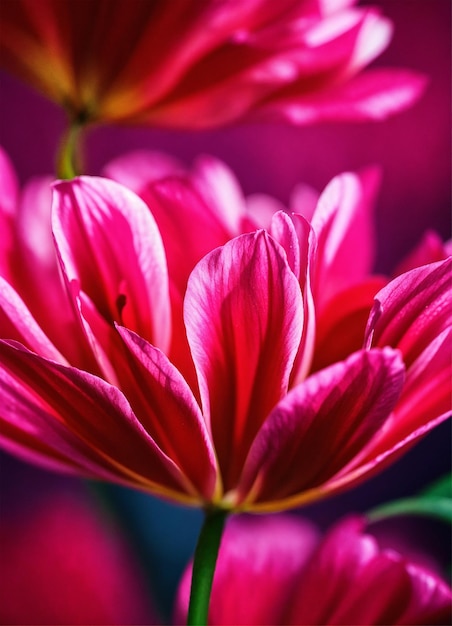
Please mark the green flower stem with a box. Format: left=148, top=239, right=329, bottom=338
left=187, top=509, right=228, bottom=626
left=57, top=121, right=85, bottom=179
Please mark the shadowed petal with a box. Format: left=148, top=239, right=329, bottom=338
left=116, top=326, right=218, bottom=501
left=185, top=230, right=304, bottom=491
left=239, top=348, right=404, bottom=508
left=0, top=277, right=66, bottom=363
left=0, top=340, right=195, bottom=502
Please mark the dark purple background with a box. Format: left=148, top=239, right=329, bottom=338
left=0, top=0, right=451, bottom=621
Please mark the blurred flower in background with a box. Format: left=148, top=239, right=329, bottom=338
left=0, top=0, right=425, bottom=129
left=176, top=514, right=452, bottom=625
left=0, top=457, right=158, bottom=625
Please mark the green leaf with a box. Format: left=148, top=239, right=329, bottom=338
left=421, top=474, right=452, bottom=499
left=367, top=474, right=452, bottom=524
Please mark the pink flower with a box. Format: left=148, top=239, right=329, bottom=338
left=0, top=149, right=449, bottom=511
left=0, top=0, right=425, bottom=128
left=0, top=482, right=158, bottom=625
left=175, top=514, right=452, bottom=625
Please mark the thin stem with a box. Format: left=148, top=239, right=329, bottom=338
left=187, top=509, right=228, bottom=626
left=56, top=121, right=85, bottom=179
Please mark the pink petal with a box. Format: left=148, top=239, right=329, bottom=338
left=175, top=514, right=320, bottom=626
left=353, top=328, right=452, bottom=470
left=52, top=176, right=171, bottom=352
left=288, top=517, right=452, bottom=625
left=102, top=149, right=184, bottom=193
left=184, top=230, right=304, bottom=491
left=310, top=168, right=380, bottom=309
left=116, top=326, right=218, bottom=501
left=141, top=176, right=232, bottom=296
left=312, top=276, right=387, bottom=372
left=0, top=277, right=66, bottom=363
left=238, top=347, right=404, bottom=508
left=1, top=487, right=158, bottom=625
left=0, top=340, right=192, bottom=501
left=366, top=258, right=452, bottom=366
left=393, top=230, right=450, bottom=277
left=258, top=68, right=427, bottom=124
left=0, top=147, right=18, bottom=283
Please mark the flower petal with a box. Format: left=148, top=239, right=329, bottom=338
left=310, top=168, right=380, bottom=309
left=366, top=258, right=452, bottom=366
left=184, top=230, right=304, bottom=491
left=175, top=514, right=320, bottom=626
left=288, top=517, right=452, bottom=626
left=238, top=347, right=404, bottom=509
left=0, top=340, right=194, bottom=502
left=52, top=176, right=171, bottom=352
left=116, top=325, right=218, bottom=501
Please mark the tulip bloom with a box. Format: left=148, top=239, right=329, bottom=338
left=0, top=150, right=450, bottom=511
left=175, top=514, right=452, bottom=625
left=0, top=0, right=426, bottom=129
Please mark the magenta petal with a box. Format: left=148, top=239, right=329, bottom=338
left=52, top=176, right=171, bottom=351
left=310, top=169, right=379, bottom=308
left=366, top=258, right=452, bottom=366
left=116, top=326, right=218, bottom=500
left=0, top=340, right=189, bottom=498
left=184, top=230, right=304, bottom=490
left=239, top=348, right=404, bottom=506
left=142, top=176, right=232, bottom=296
left=175, top=514, right=320, bottom=626
left=262, top=68, right=427, bottom=124
left=0, top=277, right=66, bottom=363
left=288, top=517, right=452, bottom=626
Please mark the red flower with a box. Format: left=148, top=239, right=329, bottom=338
left=0, top=0, right=425, bottom=128
left=175, top=514, right=452, bottom=625
left=0, top=149, right=449, bottom=511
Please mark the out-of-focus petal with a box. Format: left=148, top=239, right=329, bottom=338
left=239, top=348, right=404, bottom=510
left=184, top=230, right=304, bottom=491
left=0, top=486, right=158, bottom=625
left=257, top=68, right=427, bottom=124
left=310, top=169, right=380, bottom=308
left=287, top=517, right=452, bottom=625
left=175, top=515, right=320, bottom=626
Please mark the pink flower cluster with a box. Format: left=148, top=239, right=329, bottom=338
left=0, top=0, right=450, bottom=623
left=1, top=149, right=450, bottom=514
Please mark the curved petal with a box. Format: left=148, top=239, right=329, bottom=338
left=52, top=176, right=171, bottom=352
left=0, top=277, right=66, bottom=363
left=238, top=347, right=404, bottom=509
left=184, top=230, right=304, bottom=491
left=312, top=276, right=387, bottom=372
left=310, top=168, right=380, bottom=309
left=175, top=514, right=320, bottom=626
left=288, top=517, right=452, bottom=626
left=0, top=340, right=195, bottom=503
left=366, top=258, right=452, bottom=366
left=258, top=68, right=427, bottom=124
left=116, top=326, right=218, bottom=501
left=102, top=149, right=184, bottom=193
